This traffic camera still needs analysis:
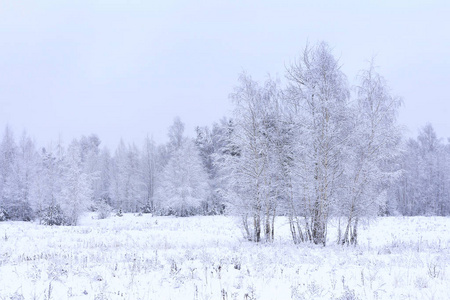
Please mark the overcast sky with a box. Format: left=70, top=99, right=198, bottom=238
left=0, top=1, right=449, bottom=149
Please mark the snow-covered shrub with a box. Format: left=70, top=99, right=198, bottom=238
left=427, top=261, right=442, bottom=279
left=6, top=202, right=34, bottom=221
left=166, top=205, right=199, bottom=217
left=41, top=205, right=67, bottom=226
left=0, top=206, right=9, bottom=221
left=8, top=291, right=24, bottom=300
left=116, top=208, right=123, bottom=217
left=414, top=276, right=429, bottom=289
left=200, top=199, right=226, bottom=216
left=337, top=288, right=359, bottom=300
left=96, top=201, right=112, bottom=220
left=140, top=202, right=152, bottom=214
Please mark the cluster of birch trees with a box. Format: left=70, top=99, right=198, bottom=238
left=221, top=42, right=403, bottom=245
left=0, top=41, right=449, bottom=246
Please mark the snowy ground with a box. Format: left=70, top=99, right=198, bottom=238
left=0, top=215, right=449, bottom=300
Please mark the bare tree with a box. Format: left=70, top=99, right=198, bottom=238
left=286, top=42, right=350, bottom=245
left=224, top=73, right=280, bottom=242
left=339, top=61, right=402, bottom=245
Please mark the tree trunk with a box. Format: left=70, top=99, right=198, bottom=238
left=265, top=213, right=271, bottom=242
left=254, top=214, right=261, bottom=242
left=337, top=217, right=341, bottom=245
left=289, top=215, right=298, bottom=244
left=350, top=217, right=359, bottom=245
left=341, top=216, right=352, bottom=246
left=289, top=215, right=304, bottom=244
left=242, top=214, right=251, bottom=241
left=312, top=198, right=326, bottom=245
left=304, top=216, right=312, bottom=242
left=271, top=207, right=275, bottom=241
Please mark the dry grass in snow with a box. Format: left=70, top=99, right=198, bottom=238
left=0, top=214, right=449, bottom=299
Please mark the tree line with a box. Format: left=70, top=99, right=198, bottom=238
left=0, top=117, right=225, bottom=225
left=0, top=42, right=449, bottom=246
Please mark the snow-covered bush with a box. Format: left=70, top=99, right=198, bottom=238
left=41, top=205, right=67, bottom=226
left=140, top=202, right=152, bottom=214
left=116, top=208, right=123, bottom=217
left=96, top=201, right=112, bottom=220
left=4, top=202, right=34, bottom=221
left=0, top=206, right=9, bottom=221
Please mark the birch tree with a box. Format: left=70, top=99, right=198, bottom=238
left=286, top=42, right=350, bottom=245
left=225, top=73, right=280, bottom=242
left=339, top=62, right=402, bottom=245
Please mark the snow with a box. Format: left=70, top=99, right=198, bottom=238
left=1, top=215, right=449, bottom=299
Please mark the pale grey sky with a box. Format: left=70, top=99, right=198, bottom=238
left=0, top=1, right=449, bottom=149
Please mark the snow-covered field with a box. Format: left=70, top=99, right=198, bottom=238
left=1, top=215, right=449, bottom=300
